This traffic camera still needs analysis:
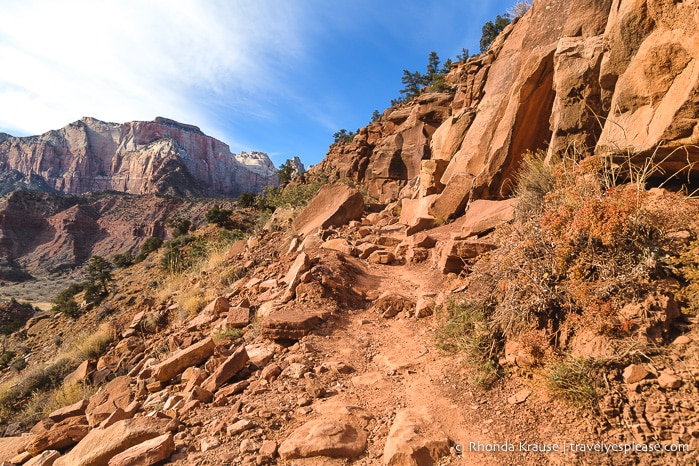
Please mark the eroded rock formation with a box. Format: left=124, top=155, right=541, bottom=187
left=317, top=0, right=699, bottom=214
left=0, top=117, right=278, bottom=197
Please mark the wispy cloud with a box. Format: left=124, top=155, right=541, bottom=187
left=0, top=0, right=308, bottom=142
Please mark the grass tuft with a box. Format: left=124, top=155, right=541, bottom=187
left=436, top=299, right=502, bottom=388
left=546, top=357, right=601, bottom=408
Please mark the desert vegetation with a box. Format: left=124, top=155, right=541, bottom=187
left=437, top=146, right=699, bottom=409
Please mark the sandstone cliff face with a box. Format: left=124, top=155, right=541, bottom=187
left=0, top=117, right=278, bottom=197
left=317, top=0, right=699, bottom=211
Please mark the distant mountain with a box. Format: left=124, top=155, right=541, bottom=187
left=0, top=190, right=239, bottom=279
left=0, top=117, right=279, bottom=197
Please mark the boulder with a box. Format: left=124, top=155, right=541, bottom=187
left=657, top=372, right=681, bottom=390
left=245, top=344, right=276, bottom=368
left=292, top=184, right=365, bottom=237
left=321, top=238, right=356, bottom=256
left=262, top=308, right=329, bottom=341
left=63, top=360, right=96, bottom=386
left=623, top=364, right=650, bottom=384
left=399, top=196, right=437, bottom=235
left=460, top=198, right=517, bottom=238
left=0, top=436, right=31, bottom=463
left=24, top=450, right=60, bottom=466
left=53, top=417, right=175, bottom=466
left=373, top=292, right=415, bottom=318
left=428, top=173, right=474, bottom=221
left=279, top=416, right=367, bottom=460
left=282, top=252, right=311, bottom=300
left=368, top=250, right=395, bottom=265
left=48, top=399, right=88, bottom=423
left=25, top=424, right=90, bottom=455
left=151, top=337, right=216, bottom=382
left=86, top=376, right=133, bottom=427
left=202, top=297, right=230, bottom=316
left=383, top=408, right=450, bottom=466
left=201, top=345, right=249, bottom=393
left=434, top=239, right=498, bottom=274
left=222, top=307, right=250, bottom=329
left=107, top=433, right=175, bottom=466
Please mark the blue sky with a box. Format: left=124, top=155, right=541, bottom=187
left=0, top=0, right=514, bottom=168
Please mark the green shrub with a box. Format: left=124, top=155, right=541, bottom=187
left=10, top=358, right=27, bottom=372
left=332, top=129, right=356, bottom=144
left=111, top=252, right=134, bottom=268
left=206, top=205, right=235, bottom=229
left=436, top=299, right=502, bottom=388
left=160, top=245, right=187, bottom=275
left=218, top=229, right=246, bottom=245
left=257, top=175, right=327, bottom=211
left=0, top=351, right=16, bottom=369
left=52, top=283, right=85, bottom=318
left=166, top=217, right=192, bottom=237
left=238, top=192, right=256, bottom=208
left=83, top=256, right=113, bottom=305
left=546, top=357, right=601, bottom=408
left=135, top=237, right=163, bottom=262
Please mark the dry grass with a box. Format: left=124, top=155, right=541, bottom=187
left=43, top=381, right=97, bottom=416
left=177, top=288, right=207, bottom=318
left=455, top=143, right=699, bottom=401
left=0, top=324, right=114, bottom=427
left=72, top=323, right=114, bottom=360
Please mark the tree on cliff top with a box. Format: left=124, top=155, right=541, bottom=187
left=480, top=14, right=511, bottom=53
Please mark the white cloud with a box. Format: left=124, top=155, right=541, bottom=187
left=0, top=0, right=308, bottom=141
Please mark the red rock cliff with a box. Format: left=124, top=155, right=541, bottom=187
left=317, top=0, right=699, bottom=213
left=0, top=117, right=278, bottom=197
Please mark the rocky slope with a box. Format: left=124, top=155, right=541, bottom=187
left=1, top=1, right=699, bottom=465
left=0, top=190, right=238, bottom=283
left=0, top=117, right=278, bottom=197
left=317, top=0, right=699, bottom=213
left=0, top=182, right=697, bottom=465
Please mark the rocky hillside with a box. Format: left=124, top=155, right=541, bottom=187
left=0, top=117, right=278, bottom=197
left=1, top=1, right=699, bottom=465
left=0, top=190, right=240, bottom=282
left=317, top=0, right=699, bottom=214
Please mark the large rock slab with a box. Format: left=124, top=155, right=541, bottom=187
left=25, top=423, right=90, bottom=455
left=201, top=345, right=249, bottom=392
left=434, top=239, right=498, bottom=274
left=107, top=433, right=175, bottom=466
left=383, top=408, right=450, bottom=465
left=428, top=173, right=474, bottom=221
left=292, top=184, right=365, bottom=237
left=262, top=308, right=329, bottom=341
left=0, top=436, right=32, bottom=462
left=86, top=376, right=133, bottom=427
left=54, top=417, right=174, bottom=466
left=460, top=198, right=517, bottom=238
left=151, top=337, right=215, bottom=382
left=399, top=196, right=437, bottom=235
left=48, top=399, right=89, bottom=423
left=24, top=450, right=61, bottom=466
left=596, top=0, right=699, bottom=177
left=279, top=416, right=367, bottom=460
left=282, top=252, right=311, bottom=301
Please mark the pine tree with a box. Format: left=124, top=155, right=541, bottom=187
left=480, top=14, right=511, bottom=53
